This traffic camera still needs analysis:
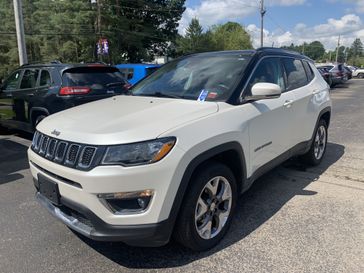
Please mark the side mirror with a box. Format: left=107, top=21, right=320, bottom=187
left=247, top=82, right=281, bottom=101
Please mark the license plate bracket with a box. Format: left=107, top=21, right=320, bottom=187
left=38, top=174, right=61, bottom=206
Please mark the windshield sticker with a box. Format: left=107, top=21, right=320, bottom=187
left=197, top=89, right=209, bottom=101
left=207, top=92, right=218, bottom=99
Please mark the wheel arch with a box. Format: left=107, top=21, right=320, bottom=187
left=165, top=142, right=247, bottom=238
left=30, top=107, right=49, bottom=127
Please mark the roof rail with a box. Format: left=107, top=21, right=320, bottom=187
left=50, top=60, right=62, bottom=64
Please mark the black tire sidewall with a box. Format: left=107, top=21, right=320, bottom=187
left=174, top=162, right=237, bottom=251
left=305, top=119, right=328, bottom=166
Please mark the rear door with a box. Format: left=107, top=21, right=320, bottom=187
left=61, top=66, right=129, bottom=104
left=282, top=58, right=318, bottom=144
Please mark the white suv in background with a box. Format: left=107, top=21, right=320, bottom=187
left=28, top=48, right=331, bottom=251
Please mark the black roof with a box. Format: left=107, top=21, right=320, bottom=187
left=183, top=47, right=312, bottom=61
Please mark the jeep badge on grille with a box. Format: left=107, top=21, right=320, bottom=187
left=51, top=129, right=60, bottom=136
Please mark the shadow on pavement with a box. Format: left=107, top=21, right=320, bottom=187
left=78, top=142, right=345, bottom=269
left=0, top=138, right=30, bottom=185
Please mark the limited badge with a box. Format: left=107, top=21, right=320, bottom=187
left=197, top=89, right=209, bottom=101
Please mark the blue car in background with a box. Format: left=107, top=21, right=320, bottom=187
left=115, top=63, right=161, bottom=85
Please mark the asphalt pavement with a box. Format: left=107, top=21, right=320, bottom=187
left=0, top=80, right=363, bottom=273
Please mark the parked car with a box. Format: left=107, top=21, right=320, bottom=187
left=347, top=65, right=358, bottom=72
left=317, top=67, right=333, bottom=87
left=352, top=67, right=364, bottom=78
left=0, top=62, right=131, bottom=132
left=115, top=63, right=161, bottom=85
left=344, top=66, right=353, bottom=79
left=29, top=48, right=331, bottom=251
left=317, top=64, right=347, bottom=86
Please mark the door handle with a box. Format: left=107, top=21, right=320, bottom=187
left=28, top=93, right=34, bottom=97
left=283, top=100, right=294, bottom=108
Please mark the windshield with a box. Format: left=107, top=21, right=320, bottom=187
left=132, top=54, right=252, bottom=101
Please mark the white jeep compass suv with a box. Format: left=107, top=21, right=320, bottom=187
left=28, top=48, right=331, bottom=251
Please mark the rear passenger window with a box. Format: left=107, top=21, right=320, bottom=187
left=282, top=58, right=307, bottom=90
left=20, top=69, right=39, bottom=89
left=303, top=61, right=315, bottom=82
left=39, top=70, right=51, bottom=86
left=246, top=57, right=285, bottom=95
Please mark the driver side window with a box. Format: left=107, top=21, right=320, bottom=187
left=245, top=58, right=285, bottom=96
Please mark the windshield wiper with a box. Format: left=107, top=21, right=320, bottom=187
left=106, top=81, right=126, bottom=87
left=138, top=91, right=183, bottom=99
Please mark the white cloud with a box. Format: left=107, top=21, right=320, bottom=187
left=328, top=0, right=364, bottom=13
left=178, top=0, right=306, bottom=34
left=246, top=14, right=364, bottom=50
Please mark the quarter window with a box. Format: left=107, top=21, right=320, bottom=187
left=20, top=69, right=39, bottom=89
left=303, top=61, right=314, bottom=82
left=39, top=70, right=51, bottom=86
left=246, top=57, right=285, bottom=95
left=282, top=58, right=307, bottom=90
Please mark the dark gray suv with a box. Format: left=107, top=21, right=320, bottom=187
left=0, top=62, right=130, bottom=132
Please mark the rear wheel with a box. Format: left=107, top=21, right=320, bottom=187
left=173, top=162, right=237, bottom=251
left=358, top=73, right=364, bottom=79
left=302, top=119, right=328, bottom=166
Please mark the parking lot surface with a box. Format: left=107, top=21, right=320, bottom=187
left=0, top=80, right=363, bottom=273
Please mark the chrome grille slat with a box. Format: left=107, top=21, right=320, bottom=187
left=78, top=147, right=97, bottom=168
left=39, top=136, right=49, bottom=155
left=31, top=131, right=97, bottom=171
left=45, top=139, right=58, bottom=159
left=65, top=144, right=81, bottom=166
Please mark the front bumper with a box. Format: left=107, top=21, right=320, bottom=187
left=35, top=192, right=172, bottom=246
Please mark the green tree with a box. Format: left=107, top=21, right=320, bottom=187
left=209, top=22, right=252, bottom=51
left=176, top=18, right=211, bottom=54
left=0, top=0, right=186, bottom=79
left=348, top=38, right=363, bottom=66
left=304, top=41, right=325, bottom=60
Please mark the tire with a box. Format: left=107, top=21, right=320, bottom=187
left=302, top=119, right=328, bottom=166
left=173, top=161, right=237, bottom=251
left=358, top=73, right=364, bottom=79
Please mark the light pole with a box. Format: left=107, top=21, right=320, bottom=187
left=13, top=0, right=27, bottom=65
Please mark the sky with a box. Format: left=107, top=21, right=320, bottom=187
left=178, top=0, right=364, bottom=50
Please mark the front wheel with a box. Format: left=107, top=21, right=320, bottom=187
left=302, top=119, right=328, bottom=166
left=173, top=162, right=237, bottom=251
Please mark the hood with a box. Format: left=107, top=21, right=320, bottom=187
left=37, top=95, right=218, bottom=145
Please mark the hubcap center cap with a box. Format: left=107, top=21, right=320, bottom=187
left=210, top=203, right=216, bottom=211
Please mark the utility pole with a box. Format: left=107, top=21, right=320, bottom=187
left=260, top=0, right=266, bottom=48
left=335, top=35, right=340, bottom=63
left=13, top=0, right=27, bottom=65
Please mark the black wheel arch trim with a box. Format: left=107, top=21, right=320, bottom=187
left=165, top=142, right=247, bottom=240
left=30, top=107, right=50, bottom=125
left=310, top=106, right=331, bottom=144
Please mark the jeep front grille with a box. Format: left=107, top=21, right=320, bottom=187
left=31, top=131, right=101, bottom=171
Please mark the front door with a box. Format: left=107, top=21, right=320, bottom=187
left=0, top=70, right=22, bottom=125
left=242, top=57, right=295, bottom=175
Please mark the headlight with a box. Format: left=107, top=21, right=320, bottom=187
left=101, top=137, right=176, bottom=166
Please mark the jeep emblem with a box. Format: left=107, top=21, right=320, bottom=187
left=51, top=129, right=60, bottom=136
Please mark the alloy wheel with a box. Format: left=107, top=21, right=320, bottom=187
left=194, top=176, right=232, bottom=240
left=314, top=125, right=326, bottom=160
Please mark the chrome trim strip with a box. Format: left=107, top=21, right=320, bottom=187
left=36, top=193, right=92, bottom=237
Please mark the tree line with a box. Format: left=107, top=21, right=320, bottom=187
left=281, top=38, right=364, bottom=66
left=1, top=0, right=363, bottom=80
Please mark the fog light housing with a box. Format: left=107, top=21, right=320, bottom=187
left=97, top=190, right=154, bottom=214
